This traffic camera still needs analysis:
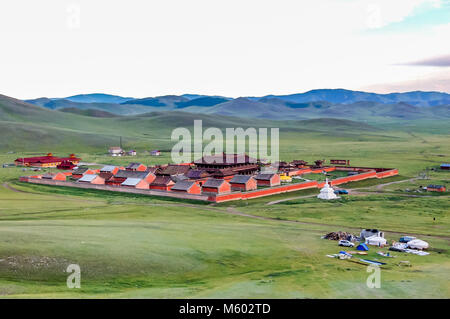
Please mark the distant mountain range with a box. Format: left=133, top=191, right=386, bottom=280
left=56, top=93, right=133, bottom=104
left=255, top=89, right=450, bottom=106
left=23, top=89, right=450, bottom=121
left=2, top=93, right=387, bottom=152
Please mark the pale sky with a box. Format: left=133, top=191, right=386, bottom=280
left=0, top=0, right=449, bottom=99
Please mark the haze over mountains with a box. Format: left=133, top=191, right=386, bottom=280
left=24, top=89, right=450, bottom=121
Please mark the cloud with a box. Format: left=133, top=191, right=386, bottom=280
left=363, top=0, right=444, bottom=29
left=362, top=70, right=450, bottom=93
left=402, top=54, right=450, bottom=67
left=1, top=0, right=449, bottom=98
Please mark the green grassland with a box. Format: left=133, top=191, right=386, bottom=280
left=0, top=165, right=448, bottom=298
left=0, top=96, right=449, bottom=298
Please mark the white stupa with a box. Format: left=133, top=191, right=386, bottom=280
left=317, top=178, right=338, bottom=200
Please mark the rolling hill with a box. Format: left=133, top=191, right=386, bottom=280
left=24, top=89, right=450, bottom=121
left=24, top=98, right=156, bottom=115
left=182, top=97, right=450, bottom=122
left=121, top=95, right=231, bottom=109
left=58, top=108, right=120, bottom=118
left=175, top=96, right=230, bottom=108
left=122, top=95, right=189, bottom=107
left=0, top=94, right=387, bottom=152
left=194, top=97, right=302, bottom=120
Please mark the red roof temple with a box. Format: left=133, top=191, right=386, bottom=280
left=15, top=153, right=81, bottom=168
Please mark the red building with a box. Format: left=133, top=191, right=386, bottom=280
left=57, top=160, right=77, bottom=170
left=15, top=153, right=81, bottom=168
left=106, top=170, right=155, bottom=186
left=157, top=164, right=191, bottom=176
left=211, top=168, right=237, bottom=181
left=201, top=178, right=231, bottom=194
left=100, top=165, right=120, bottom=176
left=291, top=160, right=308, bottom=168
left=255, top=173, right=281, bottom=187
left=125, top=163, right=147, bottom=172
left=313, top=160, right=325, bottom=168
left=186, top=169, right=211, bottom=184
left=150, top=176, right=175, bottom=191
left=121, top=178, right=150, bottom=190
left=41, top=172, right=67, bottom=181
left=171, top=180, right=202, bottom=194
left=194, top=153, right=259, bottom=176
left=78, top=174, right=105, bottom=185
left=71, top=167, right=98, bottom=180
left=229, top=175, right=257, bottom=191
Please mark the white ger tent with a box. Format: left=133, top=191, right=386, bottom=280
left=365, top=235, right=387, bottom=246
left=406, top=239, right=429, bottom=250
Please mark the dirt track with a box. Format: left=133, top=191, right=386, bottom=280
left=266, top=177, right=444, bottom=205
left=375, top=177, right=418, bottom=190
left=2, top=182, right=28, bottom=193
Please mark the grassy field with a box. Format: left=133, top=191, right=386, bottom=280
left=0, top=97, right=449, bottom=298
left=0, top=126, right=449, bottom=298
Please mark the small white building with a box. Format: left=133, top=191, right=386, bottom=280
left=360, top=229, right=384, bottom=240
left=109, top=147, right=124, bottom=157
left=317, top=178, right=338, bottom=200
left=150, top=150, right=161, bottom=156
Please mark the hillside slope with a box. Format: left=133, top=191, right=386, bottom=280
left=181, top=97, right=449, bottom=122
left=0, top=94, right=385, bottom=152
left=25, top=98, right=154, bottom=115
left=58, top=108, right=120, bottom=118
left=195, top=98, right=302, bottom=120
left=25, top=89, right=450, bottom=119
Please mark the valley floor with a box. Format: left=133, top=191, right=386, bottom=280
left=0, top=127, right=449, bottom=298
left=0, top=162, right=449, bottom=298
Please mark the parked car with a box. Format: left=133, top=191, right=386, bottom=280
left=399, top=236, right=416, bottom=243
left=338, top=240, right=355, bottom=247
left=334, top=189, right=348, bottom=195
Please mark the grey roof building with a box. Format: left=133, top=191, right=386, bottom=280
left=121, top=178, right=144, bottom=187
left=230, top=175, right=254, bottom=184
left=78, top=174, right=99, bottom=183
left=203, top=178, right=227, bottom=188
left=72, top=167, right=89, bottom=175
left=255, top=173, right=277, bottom=180
left=100, top=165, right=117, bottom=173
left=171, top=180, right=197, bottom=192
left=115, top=170, right=151, bottom=179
